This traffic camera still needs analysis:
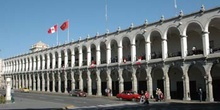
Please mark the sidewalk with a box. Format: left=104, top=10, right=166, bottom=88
left=0, top=97, right=70, bottom=110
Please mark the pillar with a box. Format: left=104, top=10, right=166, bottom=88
left=202, top=31, right=210, bottom=56
left=87, top=70, right=92, bottom=95
left=180, top=35, right=188, bottom=57
left=181, top=64, right=191, bottom=101
left=162, top=38, right=168, bottom=60
left=203, top=63, right=214, bottom=102
left=96, top=70, right=102, bottom=96
left=118, top=68, right=124, bottom=93
left=131, top=44, right=136, bottom=62
left=131, top=67, right=137, bottom=92
left=162, top=65, right=171, bottom=100
left=118, top=46, right=123, bottom=63
left=145, top=41, right=151, bottom=61
left=71, top=70, right=75, bottom=91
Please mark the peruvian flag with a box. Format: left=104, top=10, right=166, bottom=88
left=48, top=25, right=58, bottom=34
left=60, top=21, right=69, bottom=31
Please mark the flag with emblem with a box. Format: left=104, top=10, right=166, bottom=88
left=48, top=25, right=58, bottom=34
left=60, top=21, right=69, bottom=31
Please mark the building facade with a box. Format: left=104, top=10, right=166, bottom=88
left=1, top=6, right=220, bottom=102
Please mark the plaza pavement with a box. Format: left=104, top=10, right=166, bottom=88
left=0, top=90, right=219, bottom=110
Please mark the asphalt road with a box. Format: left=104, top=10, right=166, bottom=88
left=0, top=89, right=138, bottom=109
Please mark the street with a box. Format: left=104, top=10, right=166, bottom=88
left=1, top=89, right=220, bottom=110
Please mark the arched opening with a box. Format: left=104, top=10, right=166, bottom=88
left=168, top=65, right=183, bottom=99
left=208, top=18, right=220, bottom=53
left=167, top=27, right=181, bottom=57
left=100, top=42, right=107, bottom=64
left=150, top=31, right=162, bottom=59
left=186, top=23, right=203, bottom=55
left=110, top=40, right=118, bottom=63
left=211, top=62, right=220, bottom=101
left=188, top=64, right=206, bottom=100
left=122, top=37, right=131, bottom=61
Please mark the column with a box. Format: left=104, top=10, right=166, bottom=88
left=18, top=75, right=21, bottom=89
left=42, top=56, right=45, bottom=70
left=131, top=44, right=136, bottom=62
left=64, top=49, right=68, bottom=68
left=145, top=41, right=151, bottom=61
left=21, top=74, right=24, bottom=88
left=146, top=66, right=153, bottom=98
left=96, top=46, right=101, bottom=65
left=52, top=72, right=55, bottom=92
left=37, top=56, right=40, bottom=70
left=71, top=52, right=75, bottom=67
left=47, top=72, right=50, bottom=92
left=37, top=73, right=40, bottom=91
left=118, top=68, right=124, bottom=93
left=118, top=46, right=123, bottom=63
left=131, top=67, right=137, bottom=92
left=202, top=31, right=210, bottom=56
left=52, top=54, right=56, bottom=69
left=29, top=58, right=32, bottom=71
left=96, top=70, right=102, bottom=96
left=29, top=74, right=32, bottom=91
left=64, top=71, right=67, bottom=93
left=79, top=47, right=83, bottom=67
left=161, top=38, right=168, bottom=60
left=25, top=74, right=28, bottom=88
left=33, top=58, right=36, bottom=71
left=162, top=65, right=171, bottom=100
left=58, top=71, right=61, bottom=93
left=106, top=69, right=112, bottom=96
left=79, top=71, right=83, bottom=91
left=33, top=74, right=36, bottom=91
left=15, top=75, right=18, bottom=89
left=87, top=47, right=91, bottom=66
left=87, top=70, right=92, bottom=95
left=42, top=72, right=45, bottom=92
left=203, top=63, right=214, bottom=102
left=180, top=35, right=188, bottom=58
left=71, top=70, right=75, bottom=90
left=58, top=53, right=61, bottom=68
left=181, top=64, right=191, bottom=101
left=12, top=75, right=16, bottom=89
left=106, top=46, right=111, bottom=64
left=47, top=54, right=50, bottom=69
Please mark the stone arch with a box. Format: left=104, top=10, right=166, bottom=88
left=168, top=64, right=184, bottom=99
left=135, top=34, right=145, bottom=60
left=111, top=69, right=119, bottom=96
left=100, top=41, right=107, bottom=64
left=110, top=40, right=118, bottom=63
left=150, top=30, right=162, bottom=59
left=210, top=60, right=220, bottom=101
left=166, top=26, right=181, bottom=57
left=136, top=67, right=147, bottom=93
left=151, top=66, right=164, bottom=94
left=188, top=62, right=206, bottom=100
left=122, top=37, right=131, bottom=61
left=207, top=17, right=220, bottom=53
left=91, top=44, right=96, bottom=64
left=82, top=46, right=87, bottom=66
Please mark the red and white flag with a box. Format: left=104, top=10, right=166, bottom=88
left=48, top=25, right=58, bottom=34
left=60, top=21, right=69, bottom=31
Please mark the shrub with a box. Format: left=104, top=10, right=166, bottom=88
left=0, top=95, right=6, bottom=104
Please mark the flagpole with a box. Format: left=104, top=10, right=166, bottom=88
left=67, top=19, right=69, bottom=43
left=57, top=23, right=59, bottom=45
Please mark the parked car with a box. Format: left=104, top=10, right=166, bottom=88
left=20, top=87, right=29, bottom=93
left=69, top=89, right=87, bottom=97
left=116, top=90, right=141, bottom=102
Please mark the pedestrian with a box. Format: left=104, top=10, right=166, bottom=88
left=139, top=90, right=145, bottom=104
left=198, top=88, right=203, bottom=102
left=143, top=91, right=149, bottom=104
left=11, top=88, right=15, bottom=103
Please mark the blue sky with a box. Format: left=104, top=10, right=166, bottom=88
left=0, top=0, right=220, bottom=59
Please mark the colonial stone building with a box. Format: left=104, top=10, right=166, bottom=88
left=2, top=6, right=220, bottom=102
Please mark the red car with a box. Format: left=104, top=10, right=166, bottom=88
left=116, top=90, right=141, bottom=102
left=69, top=89, right=87, bottom=97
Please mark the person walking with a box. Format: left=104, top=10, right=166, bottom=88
left=143, top=91, right=149, bottom=104
left=198, top=88, right=203, bottom=102
left=11, top=88, right=15, bottom=103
